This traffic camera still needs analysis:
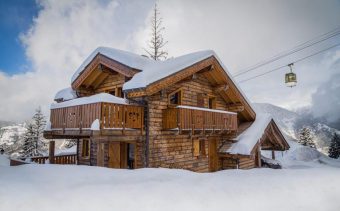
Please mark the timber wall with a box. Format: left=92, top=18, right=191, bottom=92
left=147, top=74, right=230, bottom=172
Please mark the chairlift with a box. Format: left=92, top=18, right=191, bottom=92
left=285, top=63, right=297, bottom=87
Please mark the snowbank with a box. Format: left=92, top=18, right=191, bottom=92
left=227, top=113, right=272, bottom=155
left=1, top=165, right=340, bottom=211
left=54, top=146, right=77, bottom=156
left=51, top=93, right=127, bottom=109
left=0, top=154, right=9, bottom=166
left=54, top=87, right=77, bottom=102
left=91, top=119, right=100, bottom=130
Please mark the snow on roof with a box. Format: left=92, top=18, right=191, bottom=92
left=227, top=113, right=273, bottom=155
left=54, top=87, right=77, bottom=101
left=51, top=93, right=127, bottom=109
left=71, top=47, right=152, bottom=83
left=177, top=105, right=236, bottom=115
left=70, top=47, right=254, bottom=112
left=123, top=50, right=215, bottom=90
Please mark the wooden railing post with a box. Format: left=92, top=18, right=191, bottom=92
left=122, top=105, right=126, bottom=135
left=49, top=140, right=55, bottom=164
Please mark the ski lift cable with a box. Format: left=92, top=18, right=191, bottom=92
left=234, top=27, right=340, bottom=77
left=237, top=42, right=340, bottom=83
left=233, top=26, right=340, bottom=77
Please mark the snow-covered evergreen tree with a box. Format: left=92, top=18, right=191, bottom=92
left=32, top=107, right=47, bottom=152
left=298, top=127, right=316, bottom=148
left=328, top=133, right=340, bottom=159
left=144, top=2, right=168, bottom=60
left=21, top=123, right=37, bottom=157
left=20, top=107, right=47, bottom=157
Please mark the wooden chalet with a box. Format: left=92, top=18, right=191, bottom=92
left=43, top=47, right=289, bottom=172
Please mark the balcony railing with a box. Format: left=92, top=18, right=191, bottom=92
left=163, top=106, right=238, bottom=134
left=50, top=102, right=144, bottom=132
left=31, top=154, right=77, bottom=164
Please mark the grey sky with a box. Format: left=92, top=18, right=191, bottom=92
left=0, top=0, right=339, bottom=125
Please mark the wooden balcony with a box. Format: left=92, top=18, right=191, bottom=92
left=48, top=102, right=144, bottom=137
left=163, top=106, right=238, bottom=134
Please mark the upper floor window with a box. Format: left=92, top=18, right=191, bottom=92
left=168, top=89, right=182, bottom=106
left=109, top=87, right=123, bottom=98
left=208, top=97, right=216, bottom=109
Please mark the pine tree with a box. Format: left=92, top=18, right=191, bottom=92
left=144, top=2, right=168, bottom=60
left=21, top=123, right=36, bottom=157
left=21, top=107, right=47, bottom=157
left=298, top=127, right=316, bottom=148
left=328, top=133, right=340, bottom=159
left=32, top=107, right=47, bottom=152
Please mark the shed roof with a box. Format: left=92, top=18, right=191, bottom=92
left=225, top=113, right=290, bottom=156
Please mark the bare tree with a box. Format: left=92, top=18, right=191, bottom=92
left=145, top=2, right=168, bottom=60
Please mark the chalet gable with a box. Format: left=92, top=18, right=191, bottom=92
left=123, top=54, right=256, bottom=121
left=70, top=47, right=256, bottom=121
left=71, top=47, right=153, bottom=91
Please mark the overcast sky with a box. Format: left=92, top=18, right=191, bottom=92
left=0, top=0, right=339, bottom=125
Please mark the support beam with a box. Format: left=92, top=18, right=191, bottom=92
left=93, top=73, right=109, bottom=90
left=49, top=140, right=55, bottom=164
left=226, top=103, right=244, bottom=112
left=214, top=84, right=229, bottom=93
left=84, top=68, right=102, bottom=88
left=197, top=65, right=214, bottom=74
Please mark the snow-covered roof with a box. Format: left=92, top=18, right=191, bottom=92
left=123, top=50, right=215, bottom=90
left=71, top=47, right=152, bottom=83
left=177, top=105, right=236, bottom=115
left=54, top=87, right=77, bottom=102
left=51, top=93, right=127, bottom=109
left=227, top=113, right=273, bottom=155
left=71, top=47, right=254, bottom=113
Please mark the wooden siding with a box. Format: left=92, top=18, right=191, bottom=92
left=89, top=137, right=145, bottom=169
left=95, top=74, right=126, bottom=93
left=147, top=74, right=238, bottom=172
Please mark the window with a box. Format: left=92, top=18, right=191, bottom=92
left=117, top=87, right=123, bottom=98
left=197, top=93, right=205, bottom=108
left=168, top=89, right=182, bottom=105
left=193, top=139, right=206, bottom=157
left=109, top=90, right=116, bottom=96
left=208, top=97, right=216, bottom=109
left=109, top=87, right=123, bottom=98
left=82, top=139, right=90, bottom=157
left=127, top=143, right=135, bottom=169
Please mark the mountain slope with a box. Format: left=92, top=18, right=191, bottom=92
left=253, top=103, right=340, bottom=154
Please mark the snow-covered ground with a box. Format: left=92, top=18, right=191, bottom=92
left=1, top=152, right=340, bottom=211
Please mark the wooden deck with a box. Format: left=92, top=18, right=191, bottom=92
left=163, top=106, right=238, bottom=134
